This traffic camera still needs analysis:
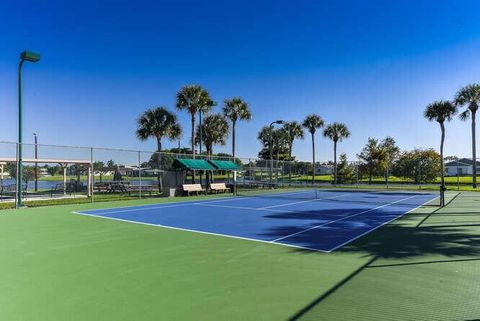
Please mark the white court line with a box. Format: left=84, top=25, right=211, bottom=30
left=79, top=196, right=250, bottom=215
left=80, top=202, right=197, bottom=215
left=72, top=210, right=330, bottom=253
left=271, top=194, right=420, bottom=243
left=259, top=193, right=350, bottom=209
left=326, top=195, right=440, bottom=252
left=79, top=195, right=241, bottom=214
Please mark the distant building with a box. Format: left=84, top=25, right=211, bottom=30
left=314, top=164, right=333, bottom=175
left=445, top=158, right=480, bottom=176
left=39, top=168, right=49, bottom=177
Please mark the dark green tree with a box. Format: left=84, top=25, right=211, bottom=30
left=323, top=122, right=351, bottom=185
left=283, top=121, right=304, bottom=161
left=196, top=114, right=229, bottom=185
left=196, top=114, right=229, bottom=157
left=257, top=126, right=289, bottom=160
left=223, top=97, right=252, bottom=158
left=136, top=107, right=182, bottom=152
left=379, top=136, right=400, bottom=184
left=302, top=114, right=324, bottom=184
left=357, top=137, right=384, bottom=184
left=424, top=100, right=457, bottom=206
left=176, top=85, right=213, bottom=159
left=455, top=84, right=480, bottom=188
left=392, top=149, right=441, bottom=184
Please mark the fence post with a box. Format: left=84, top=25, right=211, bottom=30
left=386, top=161, right=389, bottom=189
left=356, top=162, right=359, bottom=188
left=138, top=151, right=142, bottom=199
left=418, top=161, right=422, bottom=190
left=15, top=143, right=19, bottom=208
left=90, top=147, right=94, bottom=202
left=456, top=160, right=459, bottom=190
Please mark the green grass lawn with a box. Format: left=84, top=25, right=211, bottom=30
left=0, top=192, right=479, bottom=320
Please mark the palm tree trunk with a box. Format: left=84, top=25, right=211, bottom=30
left=334, top=141, right=337, bottom=185
left=311, top=133, right=315, bottom=185
left=472, top=110, right=477, bottom=188
left=369, top=164, right=372, bottom=184
left=156, top=137, right=162, bottom=192
left=191, top=114, right=196, bottom=158
left=232, top=121, right=236, bottom=159
left=191, top=114, right=196, bottom=183
left=288, top=143, right=293, bottom=184
left=440, top=122, right=446, bottom=206
left=156, top=138, right=162, bottom=153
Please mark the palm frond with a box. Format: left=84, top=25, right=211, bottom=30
left=136, top=106, right=182, bottom=146
left=302, top=114, right=324, bottom=134
left=424, top=100, right=457, bottom=123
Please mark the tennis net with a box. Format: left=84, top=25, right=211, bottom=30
left=235, top=181, right=439, bottom=207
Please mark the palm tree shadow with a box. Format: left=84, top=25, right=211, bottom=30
left=287, top=211, right=480, bottom=320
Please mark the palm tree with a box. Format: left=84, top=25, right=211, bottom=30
left=283, top=121, right=304, bottom=183
left=302, top=114, right=324, bottom=184
left=197, top=114, right=230, bottom=156
left=175, top=85, right=213, bottom=159
left=424, top=100, right=457, bottom=206
left=197, top=114, right=229, bottom=185
left=455, top=84, right=480, bottom=188
left=283, top=121, right=304, bottom=160
left=136, top=107, right=182, bottom=152
left=323, top=122, right=351, bottom=185
left=257, top=126, right=289, bottom=160
left=223, top=97, right=252, bottom=159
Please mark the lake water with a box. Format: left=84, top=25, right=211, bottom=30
left=0, top=179, right=157, bottom=190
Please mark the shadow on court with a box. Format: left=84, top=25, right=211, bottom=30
left=287, top=193, right=480, bottom=321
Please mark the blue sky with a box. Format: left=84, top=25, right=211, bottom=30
left=1, top=0, right=480, bottom=161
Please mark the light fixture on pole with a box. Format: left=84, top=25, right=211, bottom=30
left=17, top=50, right=40, bottom=208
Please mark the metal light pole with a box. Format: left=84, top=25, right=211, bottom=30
left=17, top=51, right=40, bottom=208
left=269, top=120, right=284, bottom=186
left=33, top=133, right=38, bottom=192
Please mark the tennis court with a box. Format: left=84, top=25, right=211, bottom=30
left=74, top=189, right=438, bottom=252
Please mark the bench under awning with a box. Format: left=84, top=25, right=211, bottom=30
left=172, top=159, right=216, bottom=170
left=208, top=160, right=241, bottom=171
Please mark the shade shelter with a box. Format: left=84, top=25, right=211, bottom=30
left=0, top=157, right=93, bottom=197
left=208, top=160, right=241, bottom=171
left=0, top=162, right=5, bottom=180
left=172, top=158, right=240, bottom=190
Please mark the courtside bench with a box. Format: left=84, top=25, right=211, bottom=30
left=209, top=183, right=230, bottom=194
left=182, top=184, right=206, bottom=196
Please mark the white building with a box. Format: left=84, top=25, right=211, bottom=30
left=445, top=158, right=480, bottom=176
left=314, top=164, right=333, bottom=175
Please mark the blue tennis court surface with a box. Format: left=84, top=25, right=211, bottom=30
left=74, top=190, right=438, bottom=252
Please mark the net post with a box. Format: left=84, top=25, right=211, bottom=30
left=233, top=170, right=237, bottom=196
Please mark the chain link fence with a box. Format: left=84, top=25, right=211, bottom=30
left=1, top=141, right=478, bottom=206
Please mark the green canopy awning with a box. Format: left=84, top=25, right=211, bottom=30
left=208, top=160, right=241, bottom=171
left=172, top=159, right=216, bottom=170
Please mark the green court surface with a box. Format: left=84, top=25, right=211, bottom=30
left=1, top=192, right=479, bottom=320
